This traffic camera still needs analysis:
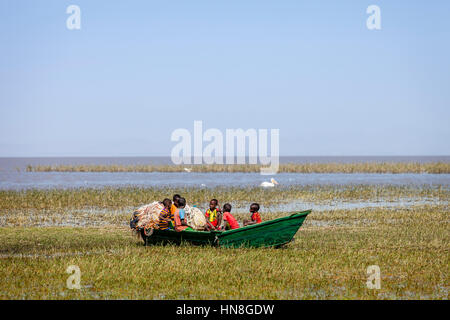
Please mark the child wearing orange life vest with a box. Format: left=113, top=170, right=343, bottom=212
left=243, top=203, right=262, bottom=226
left=169, top=194, right=182, bottom=229
left=170, top=194, right=181, bottom=216
left=173, top=197, right=193, bottom=232
left=205, top=199, right=222, bottom=231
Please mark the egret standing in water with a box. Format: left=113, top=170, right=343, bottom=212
left=260, top=178, right=279, bottom=187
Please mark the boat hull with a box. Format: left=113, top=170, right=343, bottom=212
left=141, top=210, right=311, bottom=248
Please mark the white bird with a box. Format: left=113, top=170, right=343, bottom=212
left=260, top=178, right=279, bottom=187
left=184, top=167, right=192, bottom=172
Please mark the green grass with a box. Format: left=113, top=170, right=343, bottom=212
left=1, top=185, right=448, bottom=299
left=25, top=161, right=450, bottom=173
left=0, top=205, right=448, bottom=300
left=1, top=185, right=448, bottom=211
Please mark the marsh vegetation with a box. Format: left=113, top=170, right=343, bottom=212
left=0, top=184, right=448, bottom=299
left=25, top=162, right=450, bottom=174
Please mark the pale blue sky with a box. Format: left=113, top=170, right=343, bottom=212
left=1, top=0, right=449, bottom=156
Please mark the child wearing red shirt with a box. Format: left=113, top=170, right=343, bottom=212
left=222, top=203, right=240, bottom=230
left=243, top=203, right=262, bottom=226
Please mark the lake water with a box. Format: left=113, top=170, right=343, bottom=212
left=0, top=171, right=449, bottom=190
left=0, top=156, right=448, bottom=190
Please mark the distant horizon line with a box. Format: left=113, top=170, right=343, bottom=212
left=1, top=155, right=449, bottom=159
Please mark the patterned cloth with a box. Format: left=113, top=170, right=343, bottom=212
left=205, top=208, right=219, bottom=227
left=131, top=201, right=207, bottom=231
left=158, top=207, right=172, bottom=230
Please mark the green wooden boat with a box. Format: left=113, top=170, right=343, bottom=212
left=141, top=210, right=311, bottom=248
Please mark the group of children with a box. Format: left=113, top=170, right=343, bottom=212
left=158, top=194, right=262, bottom=232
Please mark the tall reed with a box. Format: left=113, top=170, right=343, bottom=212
left=25, top=162, right=450, bottom=173
left=1, top=185, right=447, bottom=210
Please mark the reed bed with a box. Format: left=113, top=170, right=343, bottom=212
left=25, top=162, right=450, bottom=173
left=1, top=185, right=448, bottom=211
left=0, top=205, right=448, bottom=299
left=1, top=185, right=448, bottom=299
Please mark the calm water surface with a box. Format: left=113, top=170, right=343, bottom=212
left=0, top=171, right=449, bottom=190
left=1, top=156, right=448, bottom=190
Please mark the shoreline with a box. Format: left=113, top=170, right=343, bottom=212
left=22, top=162, right=450, bottom=174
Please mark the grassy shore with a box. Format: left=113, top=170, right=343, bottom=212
left=25, top=162, right=450, bottom=173
left=1, top=185, right=448, bottom=299
left=0, top=205, right=448, bottom=299
left=1, top=185, right=448, bottom=211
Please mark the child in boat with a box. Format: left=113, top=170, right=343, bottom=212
left=205, top=198, right=222, bottom=231
left=157, top=198, right=173, bottom=230
left=222, top=203, right=239, bottom=230
left=174, top=197, right=193, bottom=232
left=243, top=203, right=262, bottom=226
left=170, top=194, right=181, bottom=215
